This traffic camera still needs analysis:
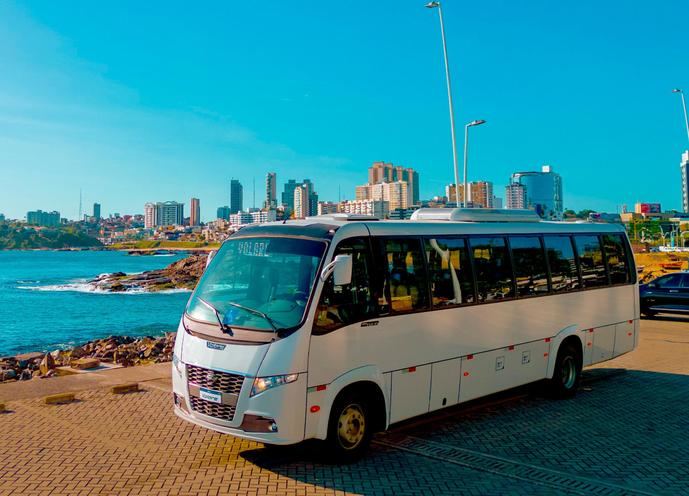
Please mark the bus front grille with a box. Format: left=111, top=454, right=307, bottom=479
left=189, top=396, right=236, bottom=421
left=186, top=364, right=244, bottom=395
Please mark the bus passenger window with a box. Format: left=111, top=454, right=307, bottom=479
left=544, top=236, right=578, bottom=292
left=509, top=236, right=550, bottom=297
left=603, top=234, right=630, bottom=284
left=425, top=237, right=475, bottom=306
left=314, top=238, right=377, bottom=332
left=470, top=237, right=514, bottom=302
left=384, top=238, right=429, bottom=313
left=574, top=235, right=608, bottom=288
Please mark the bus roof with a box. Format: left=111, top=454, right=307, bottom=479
left=231, top=211, right=627, bottom=241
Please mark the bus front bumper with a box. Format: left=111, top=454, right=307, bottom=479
left=172, top=361, right=307, bottom=446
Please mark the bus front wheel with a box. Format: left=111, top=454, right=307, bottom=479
left=325, top=391, right=372, bottom=463
left=546, top=342, right=581, bottom=399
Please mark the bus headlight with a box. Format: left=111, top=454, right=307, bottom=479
left=250, top=374, right=299, bottom=397
left=172, top=354, right=184, bottom=376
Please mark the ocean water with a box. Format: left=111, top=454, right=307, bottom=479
left=0, top=250, right=192, bottom=356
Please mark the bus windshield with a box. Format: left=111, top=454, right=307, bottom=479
left=186, top=237, right=327, bottom=332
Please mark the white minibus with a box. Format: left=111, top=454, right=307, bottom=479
left=172, top=208, right=638, bottom=462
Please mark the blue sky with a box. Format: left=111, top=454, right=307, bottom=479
left=1, top=0, right=688, bottom=221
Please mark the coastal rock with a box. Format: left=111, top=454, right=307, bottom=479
left=86, top=254, right=207, bottom=293
left=39, top=354, right=55, bottom=375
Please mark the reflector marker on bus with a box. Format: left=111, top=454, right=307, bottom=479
left=463, top=372, right=470, bottom=377
left=508, top=345, right=515, bottom=351
left=543, top=353, right=548, bottom=357
left=308, top=385, right=327, bottom=393
left=404, top=366, right=417, bottom=373
left=467, top=354, right=474, bottom=360
left=588, top=329, right=594, bottom=333
left=545, top=338, right=551, bottom=343
left=310, top=405, right=320, bottom=413
left=587, top=342, right=592, bottom=347
left=628, top=320, right=633, bottom=324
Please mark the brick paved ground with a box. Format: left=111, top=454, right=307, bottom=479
left=1, top=317, right=688, bottom=496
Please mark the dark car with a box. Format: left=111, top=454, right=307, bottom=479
left=640, top=272, right=689, bottom=317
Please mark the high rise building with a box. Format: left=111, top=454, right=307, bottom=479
left=156, top=201, right=184, bottom=226
left=492, top=196, right=503, bottom=209
left=510, top=165, right=563, bottom=220
left=681, top=151, right=689, bottom=213
left=93, top=203, right=101, bottom=220
left=144, top=201, right=184, bottom=227
left=469, top=181, right=494, bottom=208
left=505, top=183, right=527, bottom=209
left=445, top=184, right=465, bottom=205
left=367, top=161, right=419, bottom=205
left=217, top=206, right=231, bottom=220
left=190, top=198, right=201, bottom=226
left=282, top=179, right=298, bottom=215
left=26, top=210, right=60, bottom=227
left=293, top=185, right=309, bottom=219
left=144, top=203, right=157, bottom=228
left=265, top=172, right=277, bottom=209
left=230, top=179, right=243, bottom=214
left=250, top=210, right=277, bottom=224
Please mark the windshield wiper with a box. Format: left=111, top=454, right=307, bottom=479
left=197, top=297, right=234, bottom=336
left=225, top=301, right=282, bottom=336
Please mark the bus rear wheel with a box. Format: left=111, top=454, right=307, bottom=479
left=546, top=342, right=581, bottom=399
left=325, top=392, right=372, bottom=463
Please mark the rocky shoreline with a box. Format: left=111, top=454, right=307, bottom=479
left=89, top=253, right=207, bottom=292
left=0, top=333, right=176, bottom=382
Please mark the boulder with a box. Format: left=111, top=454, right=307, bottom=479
left=39, top=354, right=56, bottom=375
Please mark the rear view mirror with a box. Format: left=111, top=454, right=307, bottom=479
left=320, top=254, right=353, bottom=286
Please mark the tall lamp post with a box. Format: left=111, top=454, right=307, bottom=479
left=425, top=1, right=461, bottom=205
left=673, top=88, right=689, bottom=144
left=463, top=119, right=486, bottom=207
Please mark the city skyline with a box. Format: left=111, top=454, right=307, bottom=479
left=1, top=1, right=688, bottom=220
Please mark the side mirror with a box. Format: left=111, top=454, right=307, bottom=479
left=205, top=250, right=217, bottom=268
left=333, top=254, right=353, bottom=286
left=320, top=254, right=353, bottom=285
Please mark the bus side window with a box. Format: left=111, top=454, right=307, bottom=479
left=544, top=235, right=579, bottom=292
left=383, top=238, right=430, bottom=313
left=314, top=238, right=377, bottom=332
left=470, top=237, right=514, bottom=302
left=424, top=237, right=475, bottom=306
left=509, top=236, right=550, bottom=297
left=574, top=235, right=608, bottom=288
left=603, top=234, right=630, bottom=285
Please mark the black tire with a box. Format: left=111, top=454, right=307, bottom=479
left=546, top=342, right=581, bottom=399
left=324, top=391, right=372, bottom=463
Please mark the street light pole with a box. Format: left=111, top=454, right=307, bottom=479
left=425, top=2, right=461, bottom=205
left=462, top=119, right=486, bottom=207
left=673, top=88, right=689, bottom=144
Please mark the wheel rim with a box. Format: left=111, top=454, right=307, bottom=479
left=561, top=356, right=577, bottom=390
left=337, top=403, right=365, bottom=450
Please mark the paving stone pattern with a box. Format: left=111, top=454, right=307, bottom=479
left=1, top=318, right=688, bottom=495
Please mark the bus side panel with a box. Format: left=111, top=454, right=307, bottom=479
left=389, top=365, right=431, bottom=424
left=591, top=324, right=616, bottom=363
left=429, top=358, right=462, bottom=411
left=614, top=320, right=635, bottom=356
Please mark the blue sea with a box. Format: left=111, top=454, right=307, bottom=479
left=0, top=250, right=191, bottom=356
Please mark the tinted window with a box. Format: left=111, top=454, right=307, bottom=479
left=510, top=236, right=550, bottom=297
left=544, top=236, right=579, bottom=293
left=315, top=238, right=378, bottom=331
left=384, top=238, right=430, bottom=313
left=425, top=237, right=475, bottom=306
left=470, top=237, right=514, bottom=302
left=574, top=235, right=608, bottom=288
left=603, top=234, right=630, bottom=284
left=655, top=273, right=683, bottom=288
